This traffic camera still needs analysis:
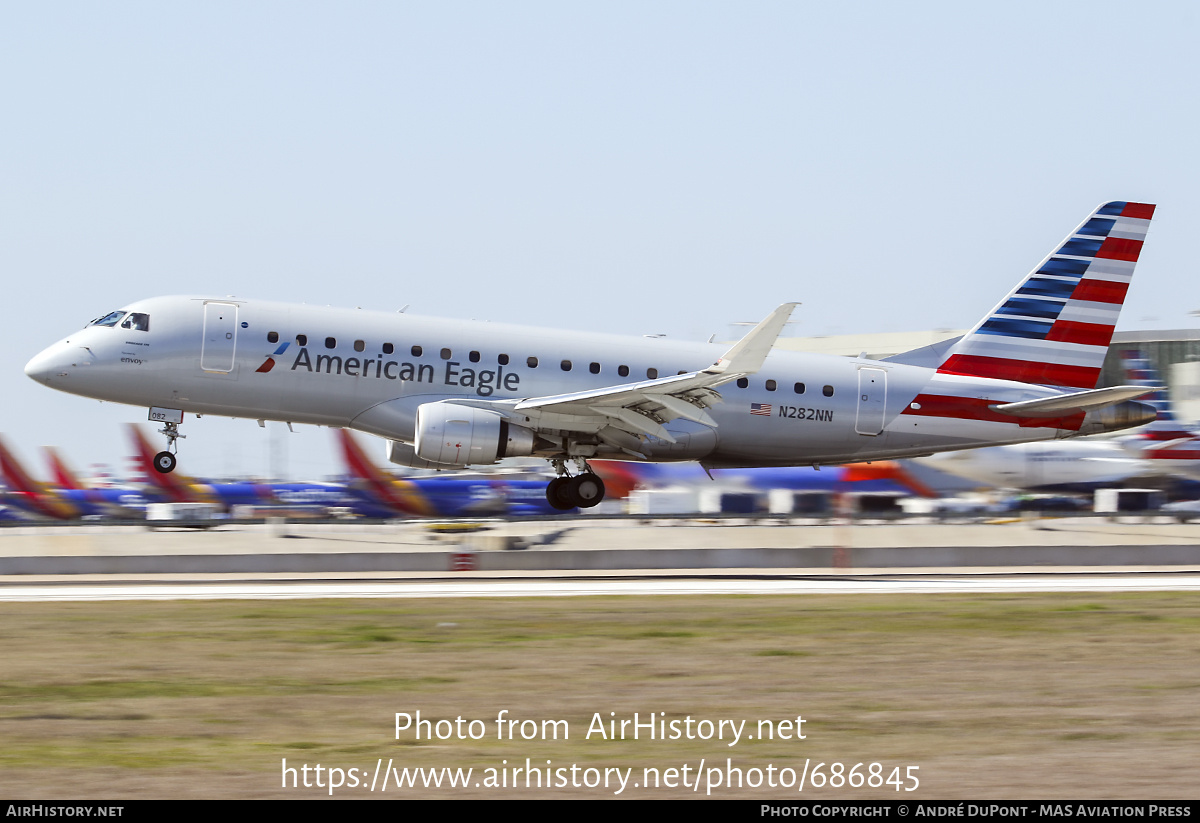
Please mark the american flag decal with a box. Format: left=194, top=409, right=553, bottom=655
left=750, top=403, right=772, bottom=416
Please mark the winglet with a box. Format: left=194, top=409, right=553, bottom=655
left=707, top=303, right=798, bottom=376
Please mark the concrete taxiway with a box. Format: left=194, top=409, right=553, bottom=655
left=0, top=516, right=1196, bottom=590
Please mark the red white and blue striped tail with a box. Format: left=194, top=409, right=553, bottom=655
left=937, top=201, right=1155, bottom=389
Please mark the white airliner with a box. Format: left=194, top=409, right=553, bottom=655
left=915, top=440, right=1152, bottom=490
left=25, top=201, right=1159, bottom=510
left=917, top=350, right=1200, bottom=490
left=1115, top=350, right=1200, bottom=480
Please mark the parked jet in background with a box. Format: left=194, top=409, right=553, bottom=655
left=1116, top=351, right=1200, bottom=480
left=126, top=424, right=291, bottom=509
left=0, top=436, right=82, bottom=519
left=915, top=350, right=1200, bottom=490
left=124, top=424, right=389, bottom=516
left=42, top=444, right=157, bottom=513
left=591, top=460, right=939, bottom=500
left=337, top=428, right=573, bottom=517
left=914, top=439, right=1151, bottom=491
left=26, top=202, right=1159, bottom=511
left=0, top=436, right=149, bottom=519
left=45, top=446, right=93, bottom=491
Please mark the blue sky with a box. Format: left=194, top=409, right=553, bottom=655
left=3, top=1, right=1197, bottom=480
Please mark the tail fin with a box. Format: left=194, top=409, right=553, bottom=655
left=937, top=201, right=1155, bottom=389
left=45, top=447, right=86, bottom=490
left=335, top=429, right=436, bottom=516
left=0, top=436, right=78, bottom=519
left=126, top=424, right=200, bottom=503
left=840, top=461, right=939, bottom=498
left=0, top=436, right=46, bottom=497
left=588, top=460, right=655, bottom=499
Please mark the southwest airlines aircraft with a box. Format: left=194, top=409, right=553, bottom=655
left=0, top=435, right=151, bottom=519
left=25, top=202, right=1158, bottom=510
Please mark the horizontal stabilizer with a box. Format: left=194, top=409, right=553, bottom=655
left=991, top=385, right=1152, bottom=418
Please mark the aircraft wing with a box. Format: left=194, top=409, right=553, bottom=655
left=452, top=303, right=798, bottom=453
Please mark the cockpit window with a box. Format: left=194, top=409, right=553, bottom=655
left=120, top=312, right=150, bottom=331
left=90, top=311, right=126, bottom=327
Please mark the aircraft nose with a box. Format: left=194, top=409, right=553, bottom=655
left=24, top=343, right=81, bottom=385
left=24, top=348, right=56, bottom=384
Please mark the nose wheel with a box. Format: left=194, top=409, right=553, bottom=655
left=154, top=421, right=185, bottom=474
left=153, top=451, right=177, bottom=474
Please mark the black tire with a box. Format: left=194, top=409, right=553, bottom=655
left=568, top=473, right=606, bottom=508
left=154, top=451, right=177, bottom=474
left=545, top=477, right=575, bottom=510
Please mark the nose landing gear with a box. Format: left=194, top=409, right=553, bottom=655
left=546, top=459, right=606, bottom=511
left=154, top=421, right=185, bottom=474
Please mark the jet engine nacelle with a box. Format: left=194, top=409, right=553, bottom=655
left=386, top=440, right=468, bottom=470
left=413, top=402, right=537, bottom=467
left=1075, top=400, right=1158, bottom=437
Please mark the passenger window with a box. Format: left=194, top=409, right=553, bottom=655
left=647, top=368, right=658, bottom=379
left=297, top=334, right=308, bottom=346
left=325, top=337, right=337, bottom=349
left=498, top=354, right=510, bottom=365
left=527, top=357, right=538, bottom=368
left=383, top=343, right=394, bottom=355
left=766, top=379, right=777, bottom=391
left=823, top=385, right=834, bottom=397
left=794, top=382, right=805, bottom=395
left=618, top=365, right=629, bottom=377
left=561, top=360, right=572, bottom=371
left=268, top=331, right=279, bottom=344
left=736, top=378, right=749, bottom=389
left=469, top=351, right=480, bottom=363
left=354, top=339, right=365, bottom=352
left=441, top=348, right=452, bottom=360
left=589, top=362, right=600, bottom=374
left=411, top=345, right=422, bottom=357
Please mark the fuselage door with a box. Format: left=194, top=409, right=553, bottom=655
left=855, top=367, right=886, bottom=436
left=201, top=301, right=238, bottom=373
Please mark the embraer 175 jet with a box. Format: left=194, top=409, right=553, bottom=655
left=25, top=201, right=1160, bottom=510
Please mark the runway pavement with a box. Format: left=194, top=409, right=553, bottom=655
left=3, top=570, right=1200, bottom=601
left=0, top=514, right=1196, bottom=600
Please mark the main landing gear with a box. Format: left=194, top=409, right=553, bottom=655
left=154, top=421, right=185, bottom=474
left=546, top=459, right=606, bottom=511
